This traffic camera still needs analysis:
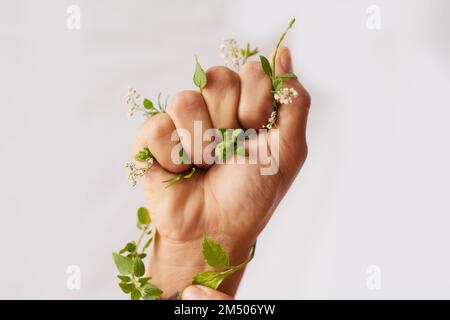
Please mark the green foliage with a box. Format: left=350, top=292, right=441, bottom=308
left=259, top=55, right=272, bottom=77
left=192, top=235, right=256, bottom=290
left=202, top=236, right=230, bottom=269
left=134, top=147, right=153, bottom=162
left=142, top=93, right=168, bottom=117
left=113, top=207, right=162, bottom=300
left=137, top=207, right=151, bottom=227
left=193, top=56, right=207, bottom=93
left=240, top=42, right=259, bottom=65
left=162, top=167, right=196, bottom=187
left=215, top=129, right=248, bottom=162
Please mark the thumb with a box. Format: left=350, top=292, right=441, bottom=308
left=270, top=46, right=310, bottom=178
left=182, top=285, right=234, bottom=300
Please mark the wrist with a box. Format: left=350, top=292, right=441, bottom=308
left=148, top=232, right=255, bottom=299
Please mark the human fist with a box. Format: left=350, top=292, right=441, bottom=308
left=133, top=46, right=310, bottom=298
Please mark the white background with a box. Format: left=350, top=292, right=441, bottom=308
left=1, top=0, right=449, bottom=299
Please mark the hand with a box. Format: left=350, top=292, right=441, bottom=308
left=133, top=46, right=310, bottom=298
left=182, top=285, right=233, bottom=300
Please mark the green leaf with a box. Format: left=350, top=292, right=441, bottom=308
left=143, top=98, right=153, bottom=110
left=162, top=167, right=196, bottom=187
left=193, top=55, right=207, bottom=91
left=133, top=257, right=145, bottom=277
left=162, top=173, right=182, bottom=186
left=117, top=275, right=131, bottom=282
left=288, top=18, right=296, bottom=28
left=138, top=277, right=151, bottom=284
left=112, top=252, right=133, bottom=275
left=134, top=147, right=153, bottom=162
left=119, top=282, right=135, bottom=294
left=143, top=294, right=159, bottom=300
left=130, top=288, right=142, bottom=300
left=183, top=167, right=196, bottom=179
left=137, top=207, right=151, bottom=226
left=259, top=55, right=272, bottom=78
left=142, top=236, right=153, bottom=252
left=125, top=242, right=136, bottom=253
left=272, top=79, right=282, bottom=92
left=202, top=235, right=230, bottom=269
left=277, top=72, right=297, bottom=79
left=142, top=284, right=163, bottom=297
left=179, top=147, right=187, bottom=164
left=192, top=270, right=227, bottom=290
left=118, top=241, right=137, bottom=254
left=138, top=253, right=147, bottom=259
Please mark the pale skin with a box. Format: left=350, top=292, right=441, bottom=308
left=133, top=46, right=310, bottom=299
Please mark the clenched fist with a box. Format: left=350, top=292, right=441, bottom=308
left=133, top=46, right=310, bottom=298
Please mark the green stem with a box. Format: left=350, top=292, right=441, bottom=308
left=220, top=242, right=257, bottom=277
left=135, top=224, right=149, bottom=255
left=271, top=18, right=295, bottom=80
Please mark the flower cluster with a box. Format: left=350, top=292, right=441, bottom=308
left=274, top=87, right=298, bottom=105
left=220, top=38, right=258, bottom=71
left=125, top=159, right=154, bottom=187
left=220, top=38, right=241, bottom=71
left=263, top=110, right=278, bottom=130
left=126, top=87, right=142, bottom=117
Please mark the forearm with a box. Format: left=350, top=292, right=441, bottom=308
left=148, top=232, right=253, bottom=299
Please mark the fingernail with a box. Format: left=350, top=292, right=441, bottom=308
left=280, top=47, right=293, bottom=73
left=182, top=285, right=208, bottom=300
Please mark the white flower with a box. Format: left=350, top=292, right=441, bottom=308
left=126, top=86, right=141, bottom=117
left=220, top=38, right=241, bottom=71
left=274, top=87, right=298, bottom=105
left=263, top=110, right=278, bottom=130
left=125, top=158, right=154, bottom=187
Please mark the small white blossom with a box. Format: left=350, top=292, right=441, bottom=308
left=126, top=86, right=141, bottom=117
left=220, top=38, right=241, bottom=71
left=263, top=110, right=278, bottom=130
left=274, top=87, right=298, bottom=105
left=125, top=158, right=154, bottom=187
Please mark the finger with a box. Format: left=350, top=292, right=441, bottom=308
left=270, top=46, right=311, bottom=176
left=182, top=285, right=234, bottom=300
left=166, top=90, right=213, bottom=167
left=135, top=113, right=191, bottom=173
left=203, top=66, right=241, bottom=128
left=238, top=61, right=273, bottom=129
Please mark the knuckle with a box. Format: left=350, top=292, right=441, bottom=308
left=205, top=66, right=239, bottom=89
left=137, top=113, right=171, bottom=143
left=167, top=90, right=203, bottom=116
left=240, top=60, right=262, bottom=75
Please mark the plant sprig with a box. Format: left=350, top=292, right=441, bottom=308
left=259, top=18, right=298, bottom=129
left=240, top=42, right=259, bottom=65
left=162, top=167, right=196, bottom=188
left=192, top=236, right=256, bottom=290
left=142, top=93, right=168, bottom=116
left=112, top=207, right=163, bottom=300
left=126, top=88, right=168, bottom=118
left=129, top=147, right=197, bottom=187
left=215, top=128, right=248, bottom=162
